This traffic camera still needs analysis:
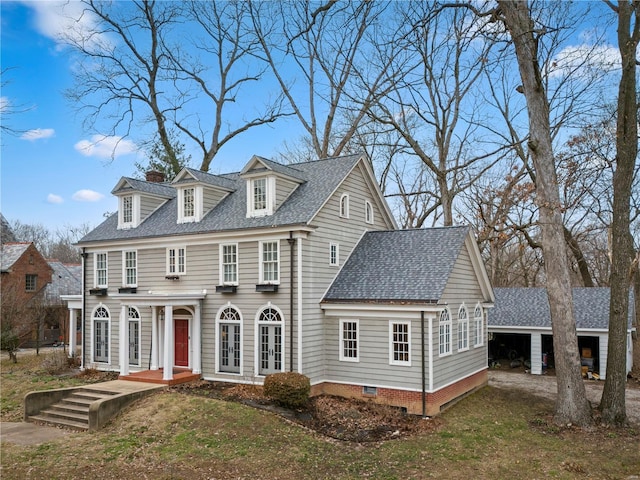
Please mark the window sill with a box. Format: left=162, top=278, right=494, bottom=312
left=216, top=285, right=237, bottom=294
left=89, top=288, right=108, bottom=296
left=255, top=284, right=278, bottom=293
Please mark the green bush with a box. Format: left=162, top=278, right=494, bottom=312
left=263, top=372, right=310, bottom=409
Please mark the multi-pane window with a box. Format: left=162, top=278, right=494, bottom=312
left=93, top=306, right=110, bottom=363
left=458, top=306, right=469, bottom=351
left=365, top=200, right=374, bottom=224
left=128, top=307, right=140, bottom=366
left=474, top=305, right=484, bottom=347
left=183, top=188, right=195, bottom=218
left=253, top=178, right=267, bottom=211
left=167, top=247, right=186, bottom=275
left=439, top=309, right=452, bottom=356
left=260, top=241, right=279, bottom=283
left=25, top=274, right=37, bottom=292
left=329, top=243, right=339, bottom=266
left=339, top=319, right=359, bottom=362
left=390, top=321, right=411, bottom=365
left=124, top=251, right=137, bottom=286
left=95, top=253, right=108, bottom=287
left=221, top=244, right=238, bottom=284
left=122, top=195, right=133, bottom=224
left=339, top=194, right=349, bottom=218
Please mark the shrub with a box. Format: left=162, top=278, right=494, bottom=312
left=263, top=372, right=310, bottom=409
left=41, top=350, right=72, bottom=375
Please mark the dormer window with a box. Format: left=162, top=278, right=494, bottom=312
left=118, top=194, right=139, bottom=229
left=247, top=177, right=275, bottom=217
left=177, top=186, right=202, bottom=223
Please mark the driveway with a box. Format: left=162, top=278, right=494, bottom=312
left=488, top=370, right=640, bottom=425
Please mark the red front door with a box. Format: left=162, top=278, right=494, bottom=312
left=174, top=319, right=189, bottom=367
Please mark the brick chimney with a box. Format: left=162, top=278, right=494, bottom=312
left=145, top=170, right=165, bottom=183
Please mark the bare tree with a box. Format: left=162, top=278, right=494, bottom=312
left=600, top=0, right=640, bottom=426
left=367, top=3, right=505, bottom=226
left=65, top=0, right=287, bottom=175
left=249, top=1, right=397, bottom=162
left=497, top=0, right=593, bottom=427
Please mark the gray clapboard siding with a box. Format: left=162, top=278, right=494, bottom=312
left=202, top=186, right=229, bottom=214
left=275, top=177, right=300, bottom=209
left=140, top=195, right=165, bottom=220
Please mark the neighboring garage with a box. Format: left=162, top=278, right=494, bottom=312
left=488, top=287, right=635, bottom=379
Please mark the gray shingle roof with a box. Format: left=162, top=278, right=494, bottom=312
left=79, top=154, right=362, bottom=244
left=112, top=177, right=176, bottom=198
left=44, top=261, right=82, bottom=305
left=0, top=243, right=31, bottom=272
left=177, top=168, right=238, bottom=191
left=489, top=287, right=635, bottom=330
left=242, top=156, right=306, bottom=182
left=323, top=226, right=470, bottom=304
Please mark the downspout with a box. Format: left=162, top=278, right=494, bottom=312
left=421, top=311, right=426, bottom=418
left=81, top=248, right=87, bottom=370
left=287, top=232, right=296, bottom=372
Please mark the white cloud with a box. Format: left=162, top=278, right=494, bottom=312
left=547, top=44, right=620, bottom=79
left=47, top=193, right=64, bottom=204
left=74, top=135, right=138, bottom=159
left=27, top=1, right=112, bottom=52
left=72, top=189, right=104, bottom=202
left=20, top=128, right=55, bottom=141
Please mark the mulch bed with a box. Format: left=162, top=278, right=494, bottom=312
left=169, top=381, right=441, bottom=442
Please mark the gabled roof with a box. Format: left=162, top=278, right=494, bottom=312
left=489, top=287, right=635, bottom=330
left=111, top=177, right=176, bottom=198
left=322, top=226, right=472, bottom=304
left=0, top=242, right=32, bottom=272
left=79, top=154, right=365, bottom=244
left=173, top=167, right=237, bottom=191
left=44, top=261, right=82, bottom=305
left=240, top=155, right=306, bottom=183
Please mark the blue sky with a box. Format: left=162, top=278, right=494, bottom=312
left=0, top=1, right=293, bottom=233
left=0, top=1, right=621, bottom=234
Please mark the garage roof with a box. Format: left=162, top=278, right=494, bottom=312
left=490, top=287, right=635, bottom=330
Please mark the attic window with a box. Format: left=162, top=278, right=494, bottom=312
left=339, top=194, right=349, bottom=218
left=365, top=200, right=374, bottom=224
left=118, top=194, right=139, bottom=229
left=247, top=177, right=275, bottom=217
left=178, top=186, right=202, bottom=223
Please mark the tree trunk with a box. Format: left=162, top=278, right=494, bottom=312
left=600, top=0, right=639, bottom=426
left=499, top=0, right=592, bottom=427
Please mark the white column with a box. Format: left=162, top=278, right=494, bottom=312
left=163, top=306, right=174, bottom=380
left=68, top=309, right=77, bottom=358
left=150, top=306, right=159, bottom=370
left=119, top=305, right=129, bottom=376
left=531, top=333, right=542, bottom=375
left=193, top=302, right=202, bottom=374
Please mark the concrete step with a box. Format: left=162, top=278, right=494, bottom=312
left=29, top=414, right=89, bottom=431
left=48, top=402, right=90, bottom=415
left=39, top=408, right=89, bottom=424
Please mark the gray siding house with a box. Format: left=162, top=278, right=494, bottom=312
left=73, top=154, right=494, bottom=415
left=488, top=287, right=635, bottom=379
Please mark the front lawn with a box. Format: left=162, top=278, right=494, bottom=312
left=1, top=353, right=638, bottom=479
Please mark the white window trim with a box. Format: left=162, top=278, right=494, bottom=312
left=474, top=303, right=484, bottom=347
left=458, top=304, right=469, bottom=352
left=339, top=318, right=359, bottom=362
left=259, top=240, right=280, bottom=285
left=166, top=246, right=187, bottom=275
left=128, top=307, right=141, bottom=367
left=339, top=193, right=350, bottom=218
left=219, top=243, right=239, bottom=286
left=94, top=252, right=108, bottom=288
left=247, top=176, right=275, bottom=218
left=177, top=186, right=203, bottom=223
left=329, top=242, right=339, bottom=266
left=254, top=302, right=286, bottom=376
left=389, top=320, right=411, bottom=366
left=365, top=200, right=374, bottom=224
left=122, top=250, right=138, bottom=287
left=215, top=302, right=243, bottom=375
left=118, top=194, right=140, bottom=229
left=91, top=304, right=110, bottom=364
left=439, top=308, right=452, bottom=357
